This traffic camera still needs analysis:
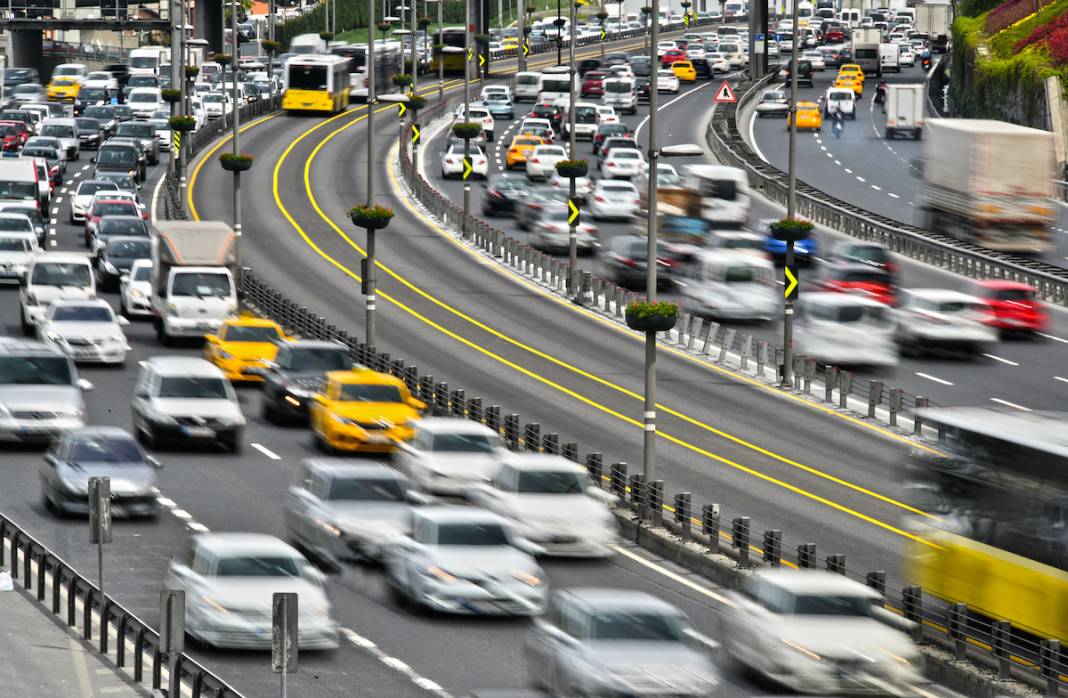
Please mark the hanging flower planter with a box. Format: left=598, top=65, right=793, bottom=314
left=377, top=22, right=392, bottom=33
left=161, top=88, right=182, bottom=104
left=392, top=73, right=413, bottom=89
left=319, top=31, right=334, bottom=41
left=213, top=53, right=234, bottom=66
left=596, top=11, right=609, bottom=21
left=169, top=115, right=196, bottom=132
left=350, top=204, right=395, bottom=230
left=474, top=33, right=491, bottom=46
left=768, top=217, right=814, bottom=242
left=407, top=95, right=427, bottom=112
left=625, top=300, right=679, bottom=333
left=184, top=65, right=200, bottom=79
left=219, top=153, right=254, bottom=172
left=451, top=121, right=483, bottom=140
left=417, top=16, right=432, bottom=29
left=555, top=159, right=588, bottom=178
left=260, top=39, right=281, bottom=54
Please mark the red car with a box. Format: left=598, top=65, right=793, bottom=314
left=972, top=280, right=1048, bottom=334
left=84, top=198, right=145, bottom=247
left=661, top=49, right=687, bottom=66
left=580, top=71, right=606, bottom=97
left=823, top=27, right=846, bottom=43
left=819, top=264, right=897, bottom=306
left=0, top=120, right=30, bottom=152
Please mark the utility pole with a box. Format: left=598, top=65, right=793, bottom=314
left=436, top=0, right=444, bottom=100
left=643, top=0, right=661, bottom=500
left=462, top=0, right=471, bottom=238
left=366, top=0, right=378, bottom=351
left=566, top=0, right=577, bottom=296
left=231, top=0, right=242, bottom=285
left=517, top=0, right=526, bottom=72
left=783, top=0, right=800, bottom=387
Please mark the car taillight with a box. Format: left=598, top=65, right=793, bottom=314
left=594, top=195, right=606, bottom=202
left=531, top=157, right=540, bottom=163
left=490, top=190, right=504, bottom=199
left=607, top=162, right=616, bottom=167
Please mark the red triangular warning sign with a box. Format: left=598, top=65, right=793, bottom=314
left=714, top=80, right=737, bottom=103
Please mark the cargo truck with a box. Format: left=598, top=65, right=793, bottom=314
left=885, top=84, right=923, bottom=138
left=919, top=119, right=1056, bottom=254
left=150, top=221, right=238, bottom=345
left=851, top=27, right=882, bottom=75
left=915, top=0, right=951, bottom=52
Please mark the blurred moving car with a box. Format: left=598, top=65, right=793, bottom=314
left=589, top=179, right=640, bottom=220
left=505, top=135, right=543, bottom=170
left=284, top=459, right=417, bottom=563
left=796, top=293, right=898, bottom=367
left=468, top=454, right=618, bottom=557
left=526, top=588, right=720, bottom=697
left=481, top=175, right=529, bottom=217
left=788, top=100, right=823, bottom=131
left=681, top=251, right=778, bottom=322
left=165, top=533, right=339, bottom=649
left=440, top=144, right=488, bottom=179
left=530, top=206, right=599, bottom=255
left=526, top=144, right=568, bottom=181
left=827, top=240, right=897, bottom=277
left=396, top=418, right=507, bottom=496
left=38, top=298, right=130, bottom=365
left=756, top=217, right=819, bottom=265
left=384, top=507, right=547, bottom=615
left=722, top=569, right=922, bottom=694
left=0, top=230, right=37, bottom=283
left=40, top=426, right=160, bottom=518
left=755, top=90, right=790, bottom=117
left=119, top=258, right=153, bottom=318
left=0, top=339, right=92, bottom=443
left=257, top=340, right=353, bottom=422
left=202, top=317, right=290, bottom=382
left=894, top=288, right=998, bottom=357
left=95, top=236, right=151, bottom=291
left=597, top=235, right=681, bottom=289
left=308, top=368, right=426, bottom=454
left=600, top=148, right=646, bottom=179
left=818, top=262, right=897, bottom=307
left=971, top=280, right=1048, bottom=335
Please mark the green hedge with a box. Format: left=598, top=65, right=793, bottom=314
left=278, top=0, right=473, bottom=50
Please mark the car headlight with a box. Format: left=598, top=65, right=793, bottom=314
left=317, top=519, right=342, bottom=537
left=130, top=288, right=145, bottom=298
left=512, top=570, right=543, bottom=587
left=286, top=386, right=313, bottom=398
left=425, top=565, right=457, bottom=583
left=202, top=596, right=232, bottom=616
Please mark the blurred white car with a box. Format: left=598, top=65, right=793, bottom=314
left=38, top=298, right=129, bottom=364
left=127, top=87, right=163, bottom=119
left=594, top=105, right=619, bottom=125
left=681, top=250, right=778, bottom=322
left=440, top=144, right=488, bottom=179
left=165, top=533, right=339, bottom=649
left=119, top=258, right=153, bottom=318
left=824, top=87, right=856, bottom=119
left=384, top=507, right=548, bottom=615
left=82, top=71, right=119, bottom=90
left=202, top=92, right=230, bottom=119
left=803, top=49, right=826, bottom=70
left=0, top=231, right=38, bottom=284
left=656, top=40, right=678, bottom=58
left=548, top=173, right=593, bottom=201
left=722, top=569, right=922, bottom=694
left=796, top=292, right=898, bottom=367
left=898, top=43, right=916, bottom=66
left=656, top=69, right=680, bottom=93
left=686, top=47, right=707, bottom=60
left=468, top=454, right=618, bottom=557
left=526, top=144, right=568, bottom=181
left=453, top=104, right=495, bottom=141
left=530, top=205, right=599, bottom=254
left=520, top=117, right=556, bottom=142
left=395, top=418, right=506, bottom=496
left=600, top=148, right=646, bottom=179
left=894, top=289, right=998, bottom=357
left=589, top=179, right=640, bottom=220
left=706, top=52, right=731, bottom=73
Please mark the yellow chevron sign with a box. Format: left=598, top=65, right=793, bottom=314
left=600, top=27, right=607, bottom=40
left=784, top=264, right=799, bottom=301
left=523, top=41, right=530, bottom=57
left=412, top=124, right=421, bottom=144
left=568, top=198, right=579, bottom=225
left=462, top=156, right=472, bottom=180
left=398, top=102, right=407, bottom=119
left=466, top=46, right=473, bottom=62
left=479, top=52, right=486, bottom=68
left=171, top=131, right=181, bottom=155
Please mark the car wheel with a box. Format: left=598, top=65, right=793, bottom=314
left=137, top=420, right=157, bottom=449
left=262, top=396, right=279, bottom=424
left=314, top=429, right=335, bottom=455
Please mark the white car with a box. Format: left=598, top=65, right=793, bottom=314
left=165, top=533, right=339, bottom=649
left=131, top=356, right=246, bottom=452
left=453, top=104, right=495, bottom=141
left=894, top=289, right=998, bottom=357
left=468, top=454, right=618, bottom=557
left=127, top=88, right=163, bottom=119
left=547, top=173, right=593, bottom=201
left=706, top=52, right=731, bottom=73
left=395, top=418, right=507, bottom=496
left=530, top=206, right=599, bottom=254
left=589, top=179, right=640, bottom=220
left=656, top=69, right=680, bottom=93
left=19, top=253, right=96, bottom=335
left=525, top=144, right=568, bottom=181
left=686, top=47, right=707, bottom=60
left=722, top=569, right=922, bottom=694
left=520, top=117, right=555, bottom=143
left=384, top=507, right=548, bottom=615
left=38, top=298, right=129, bottom=365
left=802, top=49, right=826, bottom=70
left=823, top=87, right=856, bottom=119
left=440, top=144, right=489, bottom=179
left=594, top=105, right=619, bottom=125
left=201, top=93, right=230, bottom=119
left=480, top=85, right=511, bottom=102
left=600, top=148, right=646, bottom=179
left=656, top=40, right=678, bottom=58
left=682, top=251, right=778, bottom=322
left=796, top=293, right=898, bottom=367
left=0, top=231, right=38, bottom=284
left=720, top=44, right=747, bottom=67
left=82, top=71, right=119, bottom=91
left=120, top=258, right=153, bottom=318
left=898, top=44, right=916, bottom=66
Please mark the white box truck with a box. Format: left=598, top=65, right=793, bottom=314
left=851, top=28, right=882, bottom=75
left=885, top=84, right=923, bottom=138
left=128, top=47, right=170, bottom=77
left=151, top=221, right=238, bottom=345
left=915, top=0, right=951, bottom=53
left=879, top=43, right=900, bottom=73
left=919, top=119, right=1057, bottom=254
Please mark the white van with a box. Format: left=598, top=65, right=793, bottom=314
left=538, top=66, right=576, bottom=103
left=513, top=72, right=541, bottom=102
left=682, top=251, right=778, bottom=322
left=839, top=8, right=862, bottom=27
left=19, top=252, right=96, bottom=335
left=128, top=47, right=171, bottom=77
left=879, top=42, right=900, bottom=72
left=723, top=0, right=745, bottom=18
left=683, top=165, right=751, bottom=227
left=796, top=293, right=898, bottom=367
left=602, top=77, right=637, bottom=114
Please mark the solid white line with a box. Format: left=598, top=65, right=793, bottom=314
left=251, top=442, right=282, bottom=460
left=914, top=372, right=953, bottom=386
left=888, top=192, right=900, bottom=198
left=990, top=397, right=1031, bottom=412
left=983, top=353, right=1019, bottom=366
left=1037, top=332, right=1068, bottom=344
left=610, top=543, right=731, bottom=604
left=1055, top=376, right=1068, bottom=384
left=188, top=522, right=210, bottom=533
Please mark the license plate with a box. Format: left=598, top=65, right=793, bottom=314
left=467, top=601, right=496, bottom=613
left=196, top=322, right=212, bottom=331
left=182, top=426, right=214, bottom=438
left=365, top=434, right=390, bottom=444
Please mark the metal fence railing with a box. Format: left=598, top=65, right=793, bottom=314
left=0, top=514, right=247, bottom=698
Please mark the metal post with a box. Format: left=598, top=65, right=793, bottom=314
left=566, top=0, right=577, bottom=297
left=517, top=0, right=526, bottom=72
left=556, top=0, right=562, bottom=65
left=437, top=0, right=444, bottom=100
left=641, top=0, right=661, bottom=508
left=268, top=0, right=276, bottom=95
left=366, top=0, right=378, bottom=350
left=170, top=0, right=183, bottom=179
left=180, top=0, right=189, bottom=194
left=231, top=0, right=242, bottom=286
left=781, top=0, right=800, bottom=388
left=462, top=0, right=471, bottom=238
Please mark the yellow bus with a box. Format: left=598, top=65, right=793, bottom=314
left=906, top=406, right=1068, bottom=641
left=430, top=28, right=467, bottom=76
left=282, top=55, right=351, bottom=114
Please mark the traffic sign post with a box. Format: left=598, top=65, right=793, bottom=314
left=714, top=80, right=737, bottom=104
left=273, top=592, right=298, bottom=698
left=160, top=590, right=185, bottom=698
left=88, top=475, right=111, bottom=641
left=784, top=259, right=799, bottom=302
left=568, top=198, right=580, bottom=226
left=462, top=156, right=473, bottom=180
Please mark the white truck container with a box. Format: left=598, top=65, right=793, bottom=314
left=851, top=27, right=882, bottom=75
left=879, top=43, right=900, bottom=72
left=920, top=119, right=1057, bottom=254
left=128, top=47, right=171, bottom=77
left=151, top=221, right=238, bottom=345
left=885, top=84, right=923, bottom=138
left=915, top=0, right=951, bottom=52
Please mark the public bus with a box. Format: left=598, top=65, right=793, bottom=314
left=281, top=55, right=351, bottom=114
left=906, top=407, right=1068, bottom=642
left=430, top=27, right=467, bottom=75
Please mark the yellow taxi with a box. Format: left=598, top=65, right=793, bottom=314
left=46, top=77, right=81, bottom=101
left=202, top=317, right=291, bottom=382
left=837, top=63, right=865, bottom=82
left=502, top=36, right=519, bottom=51
left=309, top=369, right=426, bottom=454
left=671, top=60, right=697, bottom=82
left=506, top=134, right=544, bottom=169
left=787, top=100, right=823, bottom=131
left=834, top=74, right=864, bottom=98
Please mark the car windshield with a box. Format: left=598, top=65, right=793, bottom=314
left=791, top=594, right=873, bottom=616
left=171, top=272, right=231, bottom=298
left=128, top=76, right=157, bottom=87
left=97, top=149, right=137, bottom=166
left=0, top=182, right=37, bottom=199
left=83, top=107, right=113, bottom=120
left=223, top=325, right=280, bottom=342
left=435, top=522, right=510, bottom=546
left=80, top=90, right=107, bottom=102
left=430, top=433, right=496, bottom=452
left=69, top=436, right=143, bottom=463
left=107, top=239, right=150, bottom=258
left=52, top=305, right=112, bottom=322
left=31, top=263, right=91, bottom=287
left=516, top=469, right=586, bottom=494
left=215, top=555, right=301, bottom=577
left=0, top=237, right=31, bottom=251
left=0, top=217, right=31, bottom=231
left=838, top=270, right=889, bottom=284
left=129, top=93, right=157, bottom=103
left=157, top=376, right=230, bottom=399
left=117, top=123, right=154, bottom=138
left=98, top=174, right=137, bottom=191
left=0, top=356, right=73, bottom=385
left=76, top=118, right=101, bottom=133
left=41, top=124, right=75, bottom=138
left=589, top=611, right=688, bottom=641
left=988, top=287, right=1034, bottom=302
left=100, top=219, right=147, bottom=236
left=288, top=348, right=349, bottom=371
left=132, top=265, right=152, bottom=281
left=95, top=203, right=137, bottom=216
left=339, top=383, right=403, bottom=402
left=24, top=148, right=58, bottom=160
left=327, top=476, right=405, bottom=501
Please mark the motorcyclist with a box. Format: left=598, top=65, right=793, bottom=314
left=875, top=80, right=888, bottom=109
left=832, top=110, right=845, bottom=139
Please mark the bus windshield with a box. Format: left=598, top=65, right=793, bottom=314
left=288, top=65, right=328, bottom=90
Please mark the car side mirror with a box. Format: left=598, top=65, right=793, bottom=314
left=117, top=315, right=130, bottom=326
left=90, top=157, right=95, bottom=163
left=77, top=378, right=94, bottom=391
left=146, top=455, right=162, bottom=469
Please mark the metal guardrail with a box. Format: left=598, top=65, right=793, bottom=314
left=707, top=73, right=1068, bottom=308
left=0, top=514, right=247, bottom=698
left=41, top=39, right=131, bottom=63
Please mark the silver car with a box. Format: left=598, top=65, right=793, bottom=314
left=0, top=338, right=92, bottom=444
left=284, top=459, right=418, bottom=564
left=384, top=507, right=547, bottom=616
left=114, top=120, right=161, bottom=165
left=38, top=118, right=81, bottom=160
left=40, top=426, right=160, bottom=518
left=526, top=588, right=720, bottom=696
left=395, top=417, right=506, bottom=496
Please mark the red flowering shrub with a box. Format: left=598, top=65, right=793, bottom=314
left=985, top=0, right=1052, bottom=34
left=1049, top=26, right=1068, bottom=63
left=1015, top=9, right=1068, bottom=49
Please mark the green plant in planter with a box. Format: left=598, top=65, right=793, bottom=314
left=392, top=73, right=413, bottom=89
left=219, top=152, right=254, bottom=172
left=625, top=300, right=679, bottom=333
left=596, top=10, right=609, bottom=21
left=451, top=121, right=483, bottom=140
left=161, top=88, right=182, bottom=104
left=377, top=21, right=392, bottom=34
left=768, top=217, right=814, bottom=242
left=406, top=95, right=427, bottom=112
left=169, top=115, right=196, bottom=132
left=319, top=31, right=334, bottom=41
left=184, top=65, right=200, bottom=79
left=260, top=39, right=281, bottom=54
left=417, top=16, right=432, bottom=29
left=349, top=204, right=395, bottom=230
left=555, top=159, right=588, bottom=178
left=213, top=53, right=234, bottom=66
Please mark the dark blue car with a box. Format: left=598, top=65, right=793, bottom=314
left=756, top=218, right=819, bottom=266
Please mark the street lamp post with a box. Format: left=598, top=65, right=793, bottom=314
left=434, top=0, right=444, bottom=100
left=366, top=0, right=378, bottom=351
left=231, top=0, right=242, bottom=284
left=463, top=1, right=472, bottom=239
left=643, top=0, right=661, bottom=497
left=556, top=0, right=562, bottom=65
left=566, top=0, right=577, bottom=297
left=783, top=0, right=800, bottom=387
left=517, top=0, right=526, bottom=72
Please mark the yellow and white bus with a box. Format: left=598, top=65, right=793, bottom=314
left=282, top=55, right=351, bottom=114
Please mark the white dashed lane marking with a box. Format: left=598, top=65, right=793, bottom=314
left=983, top=353, right=1019, bottom=366
left=251, top=442, right=281, bottom=460
left=990, top=397, right=1031, bottom=412
left=915, top=372, right=953, bottom=386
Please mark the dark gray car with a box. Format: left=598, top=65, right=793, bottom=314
left=114, top=121, right=160, bottom=165
left=95, top=235, right=151, bottom=290
left=255, top=340, right=354, bottom=422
